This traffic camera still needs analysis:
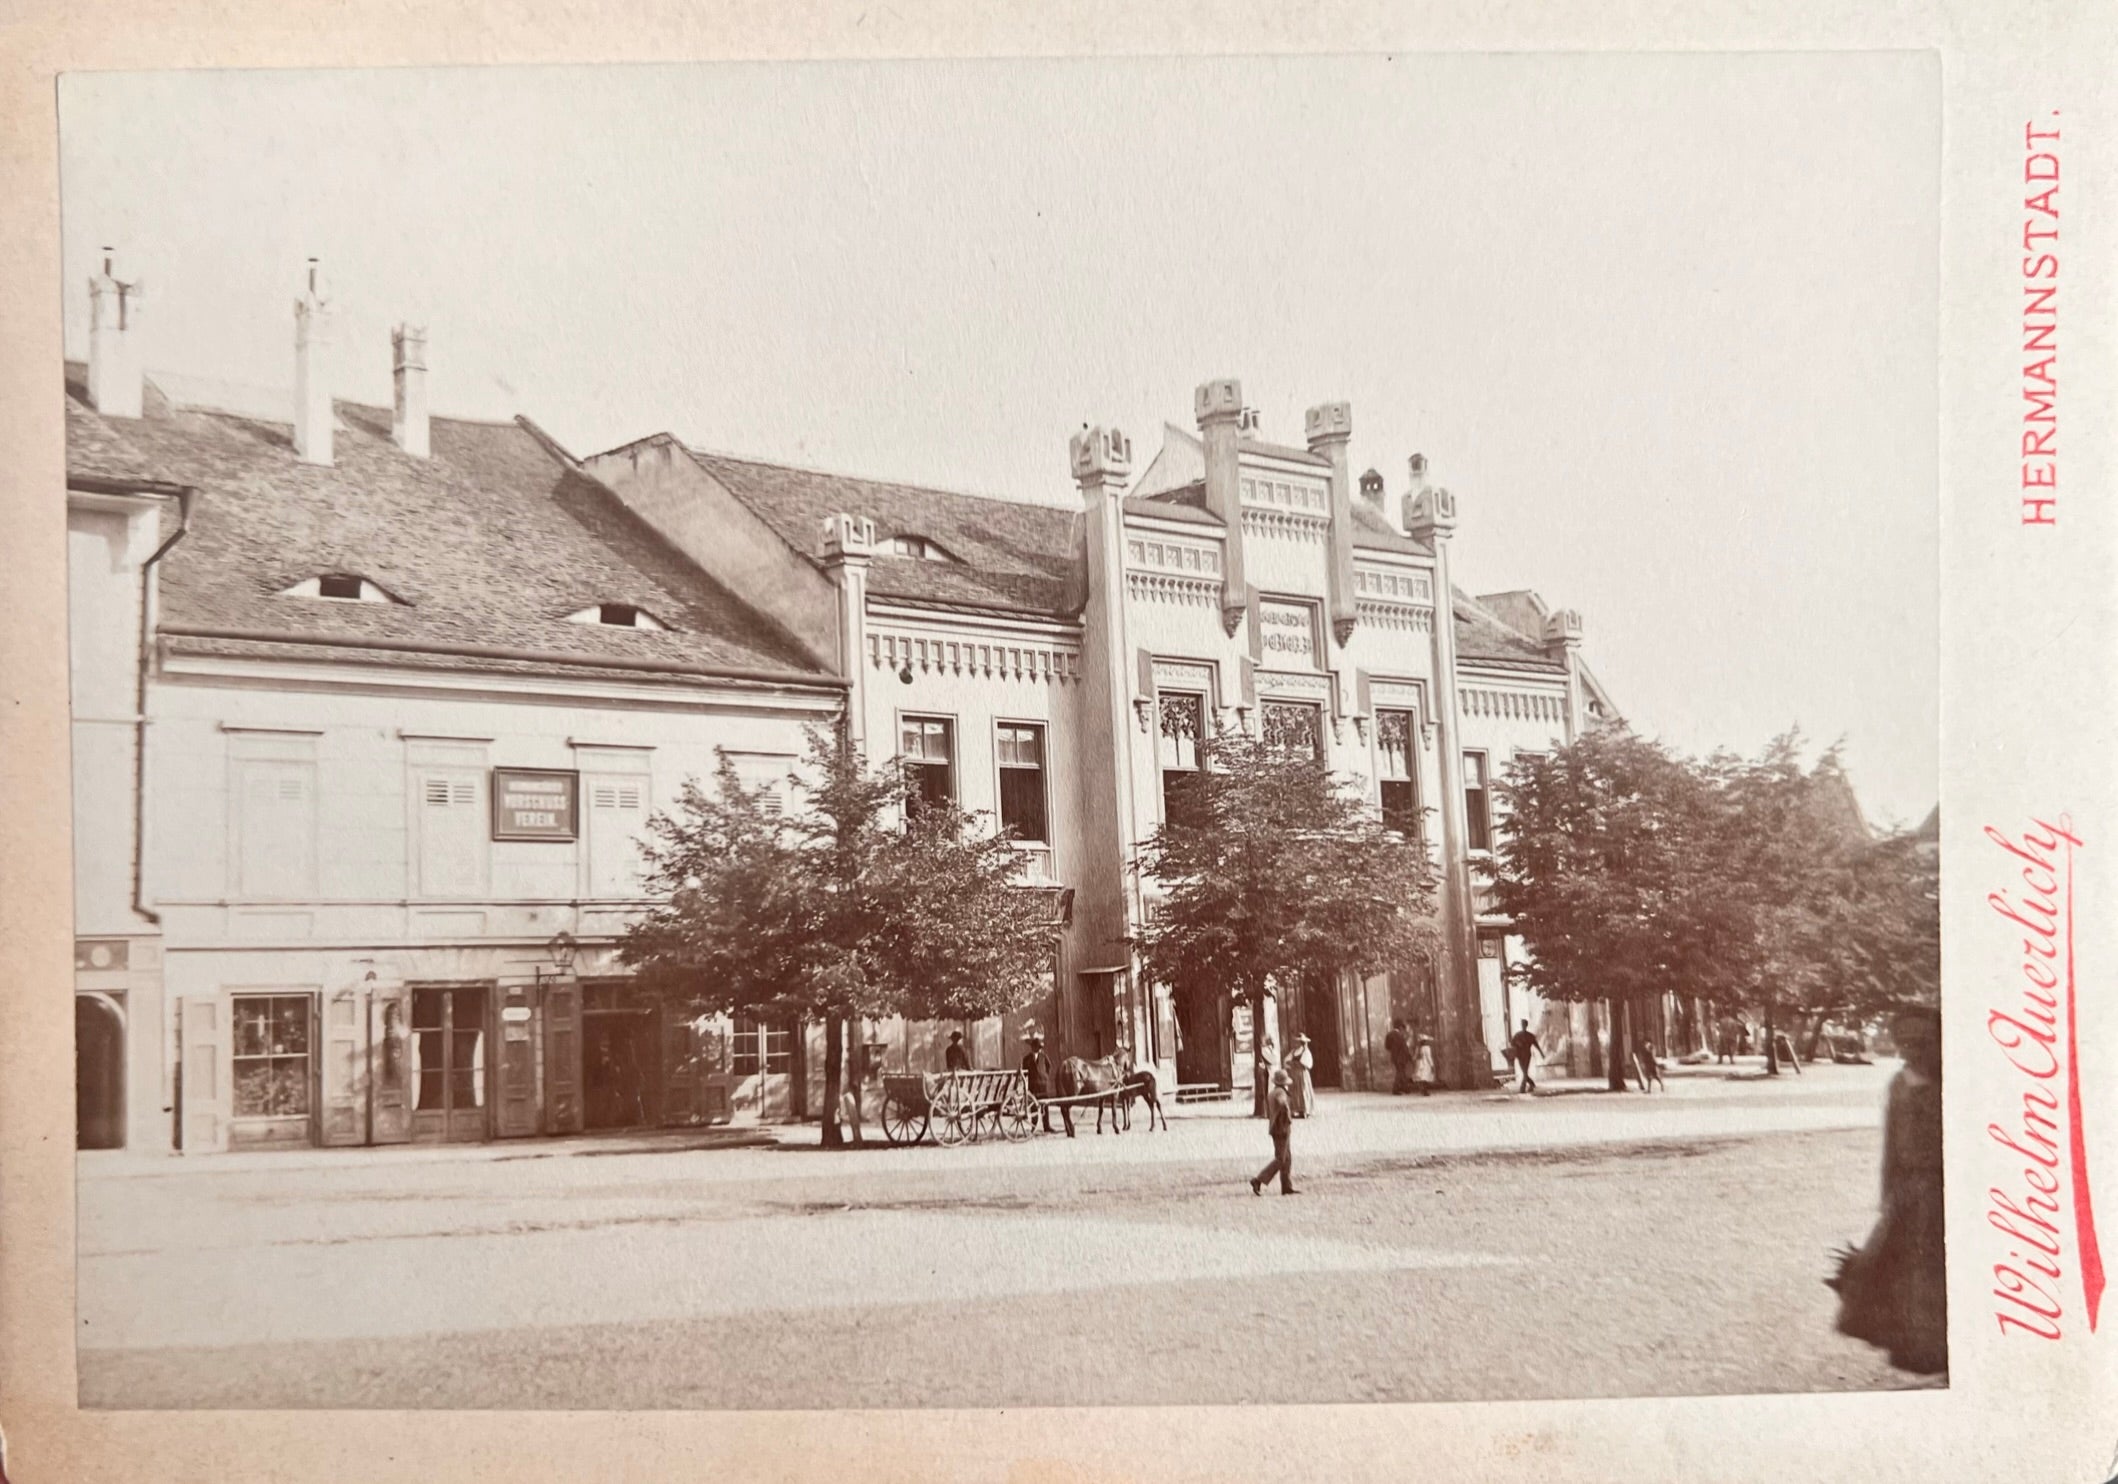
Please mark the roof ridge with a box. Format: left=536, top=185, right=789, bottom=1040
left=684, top=443, right=1070, bottom=513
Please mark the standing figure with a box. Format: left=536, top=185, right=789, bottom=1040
left=1716, top=1015, right=1739, bottom=1065
left=1248, top=1069, right=1300, bottom=1195
left=1635, top=1038, right=1667, bottom=1092
left=1288, top=1033, right=1317, bottom=1117
left=1021, top=1028, right=1057, bottom=1133
left=1385, top=1020, right=1411, bottom=1094
left=1508, top=1018, right=1542, bottom=1093
left=945, top=1030, right=971, bottom=1073
left=1411, top=1025, right=1438, bottom=1095
left=1828, top=1008, right=1946, bottom=1375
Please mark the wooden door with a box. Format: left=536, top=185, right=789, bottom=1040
left=496, top=983, right=538, bottom=1138
left=178, top=995, right=227, bottom=1153
left=368, top=983, right=413, bottom=1145
left=318, top=989, right=365, bottom=1146
left=409, top=984, right=491, bottom=1143
left=542, top=978, right=584, bottom=1134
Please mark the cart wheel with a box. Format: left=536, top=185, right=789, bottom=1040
left=932, top=1103, right=972, bottom=1147
left=880, top=1095, right=921, bottom=1146
left=999, top=1093, right=1034, bottom=1142
left=973, top=1103, right=1006, bottom=1143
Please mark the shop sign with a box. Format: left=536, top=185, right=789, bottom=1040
left=1258, top=599, right=1318, bottom=665
left=491, top=768, right=579, bottom=841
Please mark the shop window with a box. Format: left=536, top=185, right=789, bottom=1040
left=1261, top=700, right=1323, bottom=760
left=1376, top=708, right=1421, bottom=842
left=1464, top=750, right=1492, bottom=853
left=416, top=770, right=486, bottom=897
left=232, top=994, right=313, bottom=1119
left=901, top=716, right=955, bottom=815
left=233, top=756, right=317, bottom=899
left=996, top=723, right=1048, bottom=844
left=587, top=776, right=649, bottom=897
left=1157, top=692, right=1205, bottom=829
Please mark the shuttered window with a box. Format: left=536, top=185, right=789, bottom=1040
left=416, top=770, right=486, bottom=897
left=587, top=776, right=649, bottom=897
left=235, top=759, right=317, bottom=898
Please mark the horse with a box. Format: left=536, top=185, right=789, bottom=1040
left=1055, top=1054, right=1131, bottom=1137
left=1122, top=1067, right=1168, bottom=1131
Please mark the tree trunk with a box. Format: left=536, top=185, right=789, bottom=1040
left=1251, top=984, right=1271, bottom=1119
left=1605, top=996, right=1629, bottom=1091
left=821, top=1013, right=846, bottom=1147
left=1764, top=1006, right=1780, bottom=1076
left=846, top=1019, right=868, bottom=1147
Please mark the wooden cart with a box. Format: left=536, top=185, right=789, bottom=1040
left=879, top=1070, right=1038, bottom=1146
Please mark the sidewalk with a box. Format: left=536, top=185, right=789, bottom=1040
left=79, top=1123, right=777, bottom=1177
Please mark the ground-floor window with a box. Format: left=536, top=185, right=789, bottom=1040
left=232, top=993, right=313, bottom=1119
left=731, top=1015, right=792, bottom=1077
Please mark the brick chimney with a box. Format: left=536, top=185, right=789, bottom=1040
left=86, top=249, right=145, bottom=419
left=293, top=259, right=333, bottom=465
left=1195, top=379, right=1248, bottom=637
left=391, top=323, right=429, bottom=458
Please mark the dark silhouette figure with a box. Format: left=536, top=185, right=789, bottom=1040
left=1828, top=1009, right=1947, bottom=1376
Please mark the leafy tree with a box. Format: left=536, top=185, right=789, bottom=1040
left=1136, top=722, right=1440, bottom=1116
left=1490, top=724, right=1718, bottom=1090
left=620, top=724, right=1057, bottom=1146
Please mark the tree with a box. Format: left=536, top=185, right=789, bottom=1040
left=620, top=724, right=1057, bottom=1146
left=1136, top=722, right=1440, bottom=1116
left=1490, top=724, right=1718, bottom=1090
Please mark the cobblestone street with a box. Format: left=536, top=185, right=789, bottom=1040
left=77, top=1062, right=1929, bottom=1408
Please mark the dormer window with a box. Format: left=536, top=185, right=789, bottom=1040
left=564, top=602, right=670, bottom=631
left=278, top=574, right=401, bottom=603
left=882, top=534, right=958, bottom=563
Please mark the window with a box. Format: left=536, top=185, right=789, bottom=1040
left=587, top=776, right=649, bottom=897
left=1464, top=750, right=1492, bottom=853
left=1157, top=692, right=1205, bottom=829
left=882, top=534, right=957, bottom=563
left=1376, top=708, right=1421, bottom=841
left=564, top=603, right=669, bottom=630
left=233, top=756, right=317, bottom=899
left=416, top=770, right=486, bottom=897
left=901, top=716, right=955, bottom=814
left=278, top=574, right=400, bottom=603
left=730, top=1015, right=793, bottom=1077
left=996, top=724, right=1048, bottom=844
left=1260, top=700, right=1323, bottom=759
left=232, top=994, right=313, bottom=1119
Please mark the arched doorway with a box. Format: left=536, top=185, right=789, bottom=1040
left=76, top=995, right=126, bottom=1150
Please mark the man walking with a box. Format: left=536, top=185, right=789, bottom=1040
left=1508, top=1018, right=1542, bottom=1093
left=1385, top=1019, right=1410, bottom=1094
left=1249, top=1069, right=1300, bottom=1195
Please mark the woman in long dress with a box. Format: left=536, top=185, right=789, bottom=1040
left=1288, top=1034, right=1316, bottom=1116
left=1411, top=1024, right=1438, bottom=1095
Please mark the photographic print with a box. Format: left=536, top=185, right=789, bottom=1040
left=58, top=54, right=1946, bottom=1413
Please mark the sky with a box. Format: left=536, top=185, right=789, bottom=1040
left=58, top=54, right=1940, bottom=825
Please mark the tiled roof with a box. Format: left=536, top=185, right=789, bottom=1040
left=1349, top=503, right=1432, bottom=555
left=685, top=449, right=1085, bottom=616
left=65, top=366, right=827, bottom=682
left=1238, top=437, right=1329, bottom=467
left=1453, top=590, right=1564, bottom=671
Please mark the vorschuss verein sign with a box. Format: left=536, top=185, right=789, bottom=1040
left=491, top=769, right=579, bottom=841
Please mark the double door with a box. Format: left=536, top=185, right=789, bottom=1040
left=409, top=983, right=490, bottom=1143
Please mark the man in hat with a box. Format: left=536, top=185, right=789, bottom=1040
left=1021, top=1026, right=1056, bottom=1132
left=945, top=1030, right=971, bottom=1074
left=1249, top=1069, right=1300, bottom=1195
left=1385, top=1019, right=1411, bottom=1094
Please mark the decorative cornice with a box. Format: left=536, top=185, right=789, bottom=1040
left=1353, top=565, right=1434, bottom=604
left=1126, top=535, right=1223, bottom=578
left=1355, top=600, right=1433, bottom=632
left=1125, top=571, right=1224, bottom=606
left=1241, top=507, right=1330, bottom=542
left=1459, top=686, right=1567, bottom=723
left=869, top=630, right=1081, bottom=683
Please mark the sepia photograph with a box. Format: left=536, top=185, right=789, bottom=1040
left=58, top=54, right=1944, bottom=1411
